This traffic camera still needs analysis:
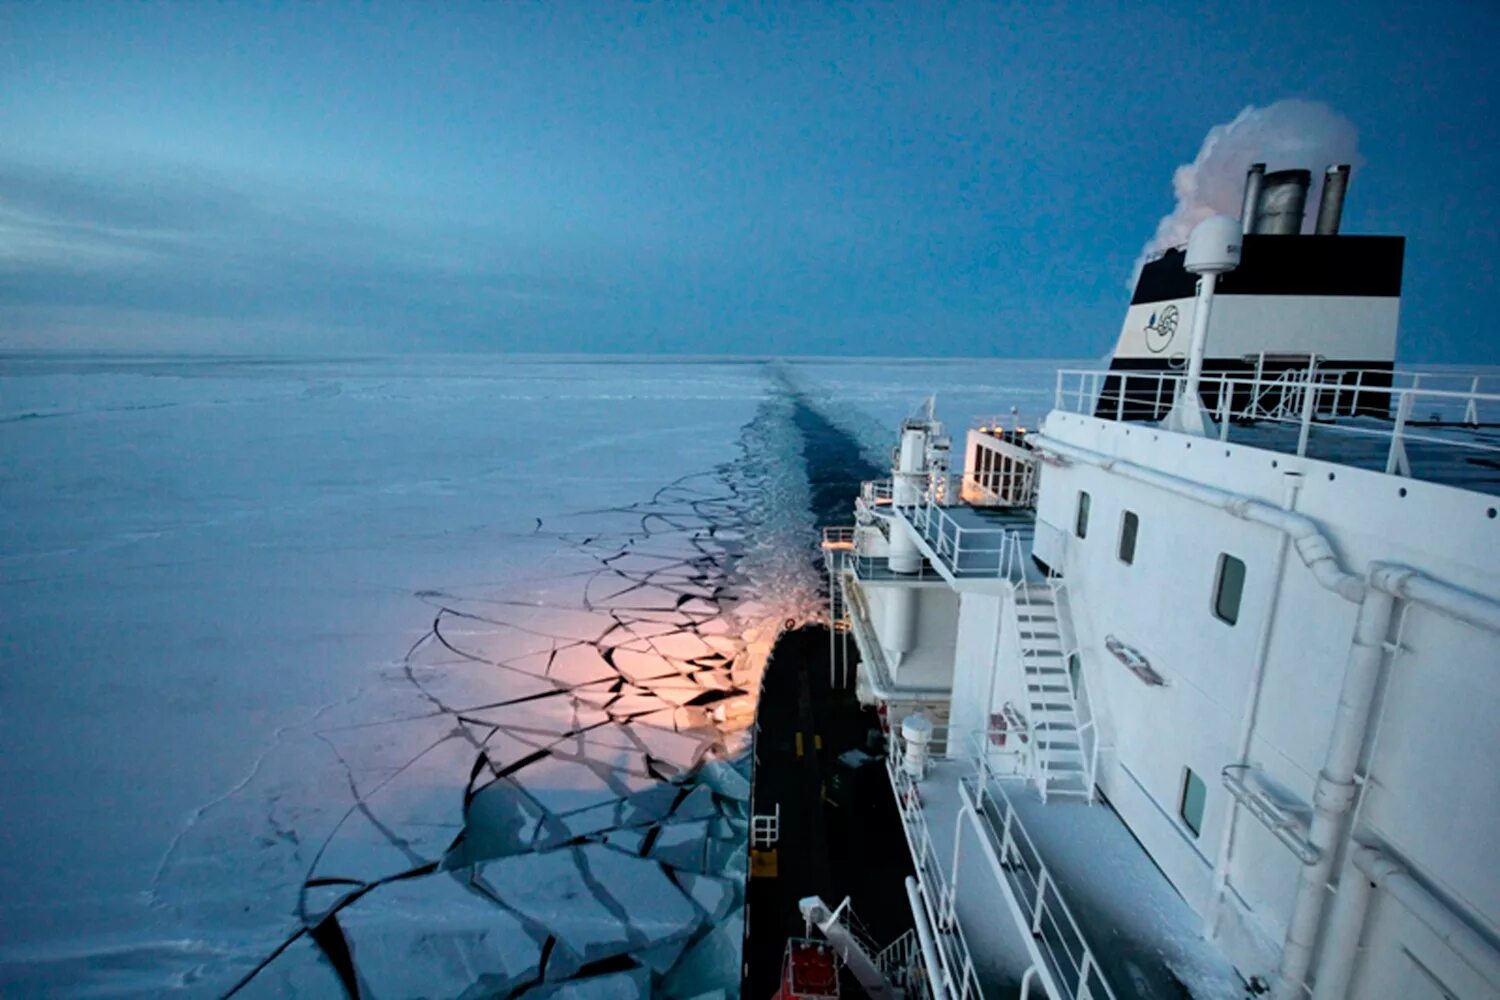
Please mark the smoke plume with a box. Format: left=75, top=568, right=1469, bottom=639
left=1135, top=100, right=1360, bottom=276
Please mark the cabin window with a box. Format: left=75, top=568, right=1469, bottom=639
left=1118, top=510, right=1139, bottom=565
left=1075, top=491, right=1091, bottom=539
left=1179, top=768, right=1206, bottom=838
left=1213, top=553, right=1246, bottom=625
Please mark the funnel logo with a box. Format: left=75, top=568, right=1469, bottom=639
left=1144, top=304, right=1179, bottom=354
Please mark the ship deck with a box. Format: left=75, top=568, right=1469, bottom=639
left=911, top=758, right=1245, bottom=999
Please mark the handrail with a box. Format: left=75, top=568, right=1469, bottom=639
left=907, top=492, right=1023, bottom=579
left=1050, top=366, right=1500, bottom=483
left=886, top=740, right=984, bottom=998
left=961, top=767, right=1117, bottom=1000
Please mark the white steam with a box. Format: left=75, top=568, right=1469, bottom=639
left=1136, top=99, right=1361, bottom=276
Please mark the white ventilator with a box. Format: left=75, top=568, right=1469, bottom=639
left=901, top=713, right=934, bottom=781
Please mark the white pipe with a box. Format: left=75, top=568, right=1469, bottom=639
left=1030, top=434, right=1364, bottom=602
left=1208, top=471, right=1303, bottom=936
left=1316, top=845, right=1500, bottom=997
left=1312, top=851, right=1375, bottom=999
left=1354, top=847, right=1500, bottom=987
left=1370, top=562, right=1500, bottom=634
left=905, top=877, right=951, bottom=1000
left=1274, top=586, right=1395, bottom=999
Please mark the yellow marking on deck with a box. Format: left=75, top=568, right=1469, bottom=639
left=795, top=732, right=804, bottom=757
left=751, top=848, right=779, bottom=878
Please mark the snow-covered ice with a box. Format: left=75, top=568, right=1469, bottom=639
left=0, top=354, right=1065, bottom=995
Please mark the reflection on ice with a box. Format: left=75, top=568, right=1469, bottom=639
left=215, top=399, right=821, bottom=996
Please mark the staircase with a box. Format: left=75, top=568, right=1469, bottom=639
left=1014, top=582, right=1091, bottom=801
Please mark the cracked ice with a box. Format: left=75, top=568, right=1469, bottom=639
left=0, top=358, right=831, bottom=997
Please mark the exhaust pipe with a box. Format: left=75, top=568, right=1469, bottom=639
left=1252, top=169, right=1312, bottom=235
left=1315, top=164, right=1351, bottom=235
left=1240, top=163, right=1266, bottom=235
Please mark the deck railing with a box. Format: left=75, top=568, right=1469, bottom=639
left=960, top=768, right=1117, bottom=1000
left=886, top=734, right=985, bottom=999
left=1052, top=366, right=1500, bottom=480
left=907, top=487, right=1030, bottom=580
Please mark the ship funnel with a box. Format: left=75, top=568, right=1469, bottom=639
left=1240, top=163, right=1266, bottom=235
left=1315, top=164, right=1351, bottom=235
left=1252, top=168, right=1311, bottom=235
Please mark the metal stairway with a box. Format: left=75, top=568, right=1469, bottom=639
left=1015, top=582, right=1091, bottom=801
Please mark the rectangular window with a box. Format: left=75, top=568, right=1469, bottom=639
left=1075, top=491, right=1091, bottom=539
left=1180, top=768, right=1206, bottom=838
left=1118, top=510, right=1139, bottom=565
left=1214, top=553, right=1246, bottom=625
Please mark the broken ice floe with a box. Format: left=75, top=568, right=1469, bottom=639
left=216, top=413, right=820, bottom=997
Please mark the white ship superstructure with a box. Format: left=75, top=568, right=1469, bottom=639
left=821, top=165, right=1500, bottom=998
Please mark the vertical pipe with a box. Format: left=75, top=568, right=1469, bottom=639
left=1311, top=853, right=1374, bottom=999
left=1315, top=165, right=1351, bottom=236
left=1242, top=163, right=1267, bottom=235
left=1274, top=586, right=1398, bottom=1000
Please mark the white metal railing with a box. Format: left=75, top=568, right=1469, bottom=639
left=1052, top=366, right=1500, bottom=481
left=908, top=489, right=1030, bottom=579
left=751, top=803, right=780, bottom=848
left=886, top=734, right=984, bottom=999
left=875, top=928, right=933, bottom=1000
left=827, top=521, right=947, bottom=583
left=961, top=767, right=1117, bottom=1000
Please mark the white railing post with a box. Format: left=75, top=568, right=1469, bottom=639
left=1467, top=376, right=1481, bottom=426
left=1218, top=378, right=1232, bottom=441
left=1387, top=391, right=1413, bottom=476
left=1115, top=373, right=1126, bottom=421
left=1031, top=869, right=1050, bottom=935
left=1055, top=370, right=1064, bottom=410
left=1296, top=368, right=1317, bottom=457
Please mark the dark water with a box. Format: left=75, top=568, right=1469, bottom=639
left=744, top=375, right=915, bottom=995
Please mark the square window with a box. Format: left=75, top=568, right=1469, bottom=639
left=1118, top=511, right=1139, bottom=565
left=1180, top=767, right=1206, bottom=838
left=1214, top=554, right=1246, bottom=625
left=1075, top=491, right=1091, bottom=539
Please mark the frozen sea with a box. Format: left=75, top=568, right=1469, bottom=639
left=0, top=354, right=1068, bottom=997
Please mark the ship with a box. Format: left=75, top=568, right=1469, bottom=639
left=750, top=160, right=1500, bottom=998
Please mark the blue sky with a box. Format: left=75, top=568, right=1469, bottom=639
left=1, top=2, right=1496, bottom=360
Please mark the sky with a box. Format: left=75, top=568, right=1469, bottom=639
left=1, top=2, right=1496, bottom=361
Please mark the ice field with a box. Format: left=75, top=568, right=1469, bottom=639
left=0, top=355, right=1068, bottom=996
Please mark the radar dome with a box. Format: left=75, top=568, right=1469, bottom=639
left=1185, top=215, right=1242, bottom=275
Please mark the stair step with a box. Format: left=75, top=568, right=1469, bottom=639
left=1028, top=701, right=1073, bottom=713
left=1035, top=741, right=1080, bottom=752
left=1032, top=722, right=1078, bottom=732
left=1033, top=683, right=1070, bottom=694
left=1024, top=665, right=1066, bottom=675
left=1023, top=649, right=1064, bottom=658
left=1019, top=631, right=1059, bottom=640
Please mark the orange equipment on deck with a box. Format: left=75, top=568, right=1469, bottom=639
left=771, top=937, right=840, bottom=999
